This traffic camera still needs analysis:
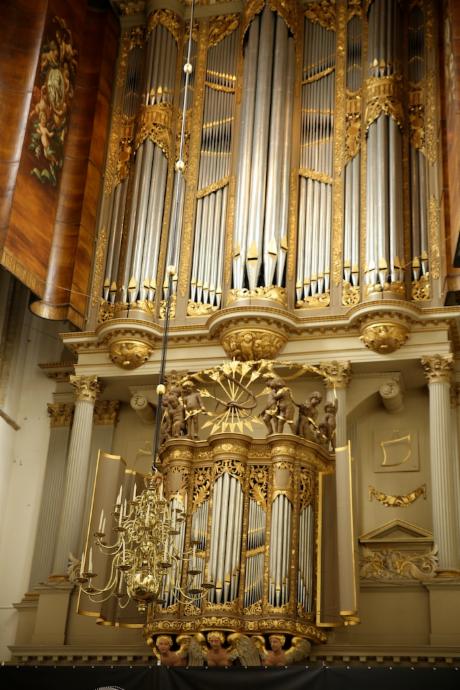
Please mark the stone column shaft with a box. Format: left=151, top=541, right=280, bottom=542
left=321, top=361, right=357, bottom=620
left=29, top=404, right=73, bottom=586
left=52, top=376, right=99, bottom=574
left=422, top=354, right=460, bottom=572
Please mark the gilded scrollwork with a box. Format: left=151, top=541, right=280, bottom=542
left=368, top=484, right=427, bottom=508
left=147, top=9, right=182, bottom=44
left=428, top=195, right=441, bottom=280
left=187, top=300, right=218, bottom=316
left=296, top=292, right=331, bottom=308
left=193, top=468, right=211, bottom=509
left=298, top=168, right=332, bottom=185
left=364, top=75, right=404, bottom=131
left=227, top=286, right=287, bottom=306
left=360, top=546, right=438, bottom=580
left=135, top=103, right=173, bottom=157
left=345, top=96, right=361, bottom=161
left=342, top=281, right=360, bottom=306
left=208, top=15, right=239, bottom=47
left=305, top=0, right=336, bottom=31
left=299, top=471, right=314, bottom=509
left=411, top=274, right=430, bottom=301
left=241, top=0, right=265, bottom=42
left=249, top=466, right=269, bottom=510
left=214, top=458, right=245, bottom=482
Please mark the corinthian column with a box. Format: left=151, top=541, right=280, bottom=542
left=52, top=376, right=100, bottom=575
left=421, top=354, right=460, bottom=572
left=319, top=361, right=357, bottom=621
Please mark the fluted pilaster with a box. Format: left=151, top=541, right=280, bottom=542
left=421, top=354, right=460, bottom=572
left=52, top=376, right=100, bottom=574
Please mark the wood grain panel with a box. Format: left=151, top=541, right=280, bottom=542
left=0, top=0, right=47, bottom=245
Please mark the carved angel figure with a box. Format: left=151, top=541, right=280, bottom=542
left=254, top=634, right=311, bottom=666
left=297, top=391, right=322, bottom=440
left=152, top=634, right=187, bottom=667
left=182, top=379, right=206, bottom=439
left=318, top=399, right=337, bottom=448
left=261, top=376, right=296, bottom=434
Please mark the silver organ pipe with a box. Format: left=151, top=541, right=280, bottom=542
left=103, top=40, right=144, bottom=303
left=208, top=472, right=243, bottom=605
left=165, top=37, right=197, bottom=298
left=189, top=28, right=238, bottom=311
left=162, top=494, right=187, bottom=608
left=268, top=494, right=292, bottom=607
left=365, top=0, right=404, bottom=296
left=297, top=16, right=335, bottom=307
left=343, top=14, right=362, bottom=293
left=106, top=20, right=178, bottom=306
left=233, top=7, right=295, bottom=293
left=408, top=4, right=430, bottom=287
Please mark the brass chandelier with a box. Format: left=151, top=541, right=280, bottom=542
left=75, top=0, right=212, bottom=614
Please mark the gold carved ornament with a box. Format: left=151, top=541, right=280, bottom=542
left=159, top=294, right=176, bottom=319
left=428, top=195, right=441, bottom=280
left=345, top=95, right=361, bottom=162
left=364, top=75, right=404, bottom=132
left=92, top=226, right=108, bottom=308
left=421, top=353, right=453, bottom=384
left=208, top=15, right=239, bottom=47
left=368, top=484, right=426, bottom=508
left=192, top=467, right=211, bottom=509
left=411, top=274, right=430, bottom=301
left=305, top=0, right=336, bottom=31
left=147, top=9, right=182, bottom=44
left=221, top=328, right=288, bottom=361
left=109, top=339, right=153, bottom=370
left=360, top=321, right=409, bottom=354
left=342, top=281, right=360, bottom=306
left=296, top=292, right=331, bottom=309
left=249, top=465, right=269, bottom=510
left=93, top=400, right=120, bottom=426
left=135, top=103, right=174, bottom=158
left=227, top=285, right=287, bottom=306
left=360, top=546, right=437, bottom=581
left=331, top=0, right=346, bottom=287
left=47, top=402, right=74, bottom=427
left=70, top=375, right=100, bottom=403
left=187, top=300, right=218, bottom=316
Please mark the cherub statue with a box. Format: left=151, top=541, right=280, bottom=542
left=260, top=376, right=296, bottom=435
left=205, top=631, right=234, bottom=667
left=153, top=634, right=187, bottom=667
left=182, top=379, right=205, bottom=439
left=297, top=391, right=322, bottom=440
left=318, top=399, right=337, bottom=448
left=254, top=634, right=311, bottom=667
left=162, top=383, right=186, bottom=439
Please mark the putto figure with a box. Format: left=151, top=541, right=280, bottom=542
left=260, top=376, right=296, bottom=434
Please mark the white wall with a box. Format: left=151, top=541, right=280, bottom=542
left=0, top=282, right=68, bottom=660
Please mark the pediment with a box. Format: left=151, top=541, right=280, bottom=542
left=359, top=520, right=433, bottom=545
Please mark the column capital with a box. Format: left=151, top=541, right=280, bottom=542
left=318, top=361, right=352, bottom=389
left=70, top=375, right=100, bottom=402
left=93, top=400, right=120, bottom=425
left=47, top=402, right=74, bottom=428
left=421, top=354, right=454, bottom=384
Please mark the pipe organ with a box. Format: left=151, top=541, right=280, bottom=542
left=151, top=432, right=329, bottom=643
left=95, top=0, right=443, bottom=343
